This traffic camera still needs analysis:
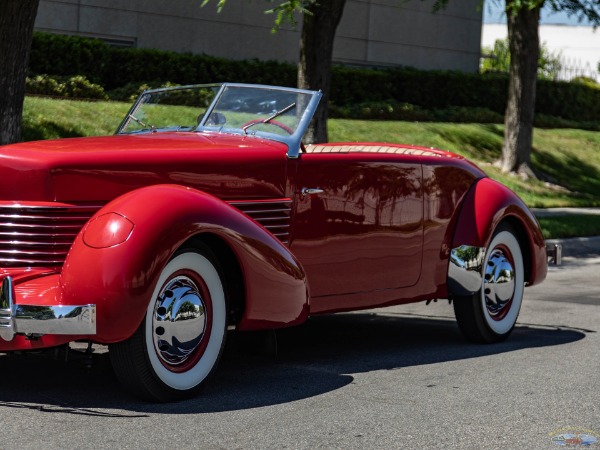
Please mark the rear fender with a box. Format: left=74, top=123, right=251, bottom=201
left=60, top=185, right=308, bottom=343
left=450, top=178, right=547, bottom=289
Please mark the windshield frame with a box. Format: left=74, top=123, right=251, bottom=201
left=116, top=83, right=322, bottom=159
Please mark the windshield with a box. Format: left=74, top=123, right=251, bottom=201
left=118, top=85, right=220, bottom=134
left=117, top=83, right=320, bottom=145
left=117, top=83, right=321, bottom=156
left=202, top=85, right=308, bottom=137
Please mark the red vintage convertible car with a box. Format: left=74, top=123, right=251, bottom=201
left=0, top=83, right=546, bottom=401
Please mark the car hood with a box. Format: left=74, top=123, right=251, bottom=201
left=0, top=132, right=285, bottom=156
left=0, top=132, right=288, bottom=203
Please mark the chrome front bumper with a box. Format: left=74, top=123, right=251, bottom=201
left=0, top=276, right=96, bottom=341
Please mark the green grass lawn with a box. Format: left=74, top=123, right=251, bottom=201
left=22, top=96, right=130, bottom=140
left=537, top=215, right=600, bottom=239
left=20, top=96, right=600, bottom=238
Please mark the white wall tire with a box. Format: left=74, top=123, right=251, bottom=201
left=454, top=224, right=525, bottom=343
left=110, top=245, right=227, bottom=401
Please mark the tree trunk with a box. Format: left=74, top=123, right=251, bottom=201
left=297, top=0, right=346, bottom=144
left=0, top=0, right=40, bottom=145
left=500, top=0, right=541, bottom=175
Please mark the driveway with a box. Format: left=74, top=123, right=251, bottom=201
left=1, top=257, right=598, bottom=449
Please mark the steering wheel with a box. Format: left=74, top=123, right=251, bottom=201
left=241, top=119, right=294, bottom=135
left=241, top=119, right=306, bottom=152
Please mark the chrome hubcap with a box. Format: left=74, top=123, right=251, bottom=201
left=152, top=275, right=207, bottom=367
left=483, top=248, right=515, bottom=319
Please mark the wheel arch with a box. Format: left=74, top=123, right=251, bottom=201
left=449, top=177, right=547, bottom=293
left=185, top=233, right=245, bottom=326
left=61, top=184, right=308, bottom=344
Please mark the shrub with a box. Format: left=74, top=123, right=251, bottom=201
left=25, top=75, right=65, bottom=97
left=63, top=75, right=108, bottom=100
left=330, top=100, right=503, bottom=123
left=26, top=74, right=108, bottom=100
left=537, top=79, right=600, bottom=122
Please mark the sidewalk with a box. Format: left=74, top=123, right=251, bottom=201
left=531, top=207, right=600, bottom=217
left=532, top=207, right=600, bottom=258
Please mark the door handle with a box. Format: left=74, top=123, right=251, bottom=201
left=300, top=187, right=324, bottom=198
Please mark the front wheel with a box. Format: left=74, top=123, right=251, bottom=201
left=453, top=224, right=525, bottom=343
left=110, top=246, right=227, bottom=401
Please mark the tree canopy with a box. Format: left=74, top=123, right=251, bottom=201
left=482, top=38, right=564, bottom=80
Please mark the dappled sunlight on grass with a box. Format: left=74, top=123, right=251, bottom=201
left=480, top=164, right=594, bottom=208
left=421, top=123, right=504, bottom=162
left=531, top=129, right=600, bottom=202
left=329, top=120, right=505, bottom=161
left=22, top=97, right=129, bottom=141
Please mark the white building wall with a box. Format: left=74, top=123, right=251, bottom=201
left=482, top=23, right=600, bottom=80
left=35, top=0, right=483, bottom=73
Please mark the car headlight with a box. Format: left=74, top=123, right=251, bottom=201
left=83, top=212, right=134, bottom=248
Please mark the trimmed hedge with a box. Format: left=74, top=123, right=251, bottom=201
left=29, top=32, right=296, bottom=90
left=29, top=32, right=600, bottom=123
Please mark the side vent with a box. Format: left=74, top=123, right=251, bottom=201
left=227, top=199, right=292, bottom=245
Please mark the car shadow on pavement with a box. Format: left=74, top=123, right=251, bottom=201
left=0, top=312, right=587, bottom=416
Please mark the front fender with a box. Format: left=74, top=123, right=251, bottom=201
left=60, top=185, right=308, bottom=343
left=450, top=177, right=547, bottom=287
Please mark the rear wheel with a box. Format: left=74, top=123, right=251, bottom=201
left=110, top=245, right=227, bottom=401
left=453, top=224, right=524, bottom=343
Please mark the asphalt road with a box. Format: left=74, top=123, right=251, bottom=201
left=1, top=257, right=599, bottom=449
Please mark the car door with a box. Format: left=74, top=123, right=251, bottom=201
left=289, top=151, right=424, bottom=309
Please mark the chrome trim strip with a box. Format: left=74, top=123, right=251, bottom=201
left=300, top=187, right=324, bottom=198
left=447, top=245, right=487, bottom=296
left=227, top=208, right=291, bottom=214
left=253, top=215, right=290, bottom=221
left=227, top=199, right=293, bottom=206
left=0, top=276, right=97, bottom=341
